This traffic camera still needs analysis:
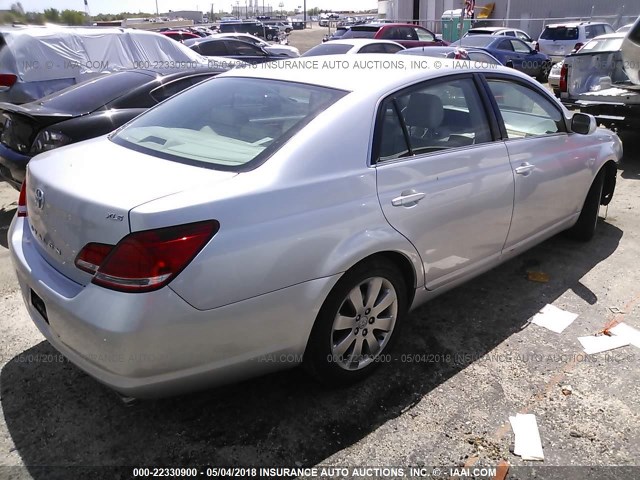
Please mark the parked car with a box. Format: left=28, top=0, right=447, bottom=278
left=0, top=26, right=209, bottom=104
left=340, top=23, right=448, bottom=48
left=464, top=27, right=535, bottom=47
left=9, top=55, right=621, bottom=397
left=218, top=21, right=279, bottom=41
left=160, top=30, right=202, bottom=42
left=323, top=26, right=350, bottom=42
left=208, top=32, right=300, bottom=57
left=536, top=21, right=614, bottom=63
left=263, top=21, right=293, bottom=34
left=616, top=23, right=635, bottom=33
left=454, top=35, right=552, bottom=81
left=302, top=39, right=405, bottom=56
left=185, top=38, right=282, bottom=64
left=548, top=60, right=563, bottom=96
left=398, top=46, right=503, bottom=65
left=0, top=67, right=232, bottom=190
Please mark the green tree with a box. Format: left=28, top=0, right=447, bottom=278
left=43, top=8, right=60, bottom=22
left=60, top=9, right=86, bottom=25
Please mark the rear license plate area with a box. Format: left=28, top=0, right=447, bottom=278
left=31, top=289, right=49, bottom=324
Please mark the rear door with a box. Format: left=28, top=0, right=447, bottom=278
left=483, top=76, right=589, bottom=251
left=375, top=74, right=514, bottom=289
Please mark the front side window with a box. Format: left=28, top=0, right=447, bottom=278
left=486, top=79, right=565, bottom=138
left=375, top=77, right=492, bottom=162
left=510, top=39, right=531, bottom=53
left=113, top=78, right=347, bottom=171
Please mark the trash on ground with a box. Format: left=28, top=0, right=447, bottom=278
left=608, top=306, right=625, bottom=315
left=527, top=271, right=550, bottom=283
left=531, top=304, right=578, bottom=333
left=608, top=322, right=640, bottom=349
left=561, top=385, right=573, bottom=396
left=578, top=334, right=630, bottom=354
left=509, top=413, right=545, bottom=461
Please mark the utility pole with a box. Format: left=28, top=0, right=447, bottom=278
left=459, top=0, right=465, bottom=41
left=155, top=0, right=159, bottom=16
left=303, top=0, right=306, bottom=25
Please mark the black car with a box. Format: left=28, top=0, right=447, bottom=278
left=218, top=21, right=279, bottom=40
left=186, top=38, right=282, bottom=64
left=0, top=68, right=222, bottom=189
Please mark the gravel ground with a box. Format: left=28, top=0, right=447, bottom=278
left=0, top=65, right=639, bottom=478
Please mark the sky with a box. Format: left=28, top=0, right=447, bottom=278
left=4, top=0, right=378, bottom=15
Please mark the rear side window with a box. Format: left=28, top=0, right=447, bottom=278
left=486, top=79, right=565, bottom=138
left=584, top=24, right=606, bottom=39
left=497, top=39, right=514, bottom=51
left=113, top=78, right=347, bottom=171
left=540, top=26, right=579, bottom=40
left=199, top=41, right=228, bottom=56
left=414, top=27, right=435, bottom=42
left=375, top=77, right=492, bottom=162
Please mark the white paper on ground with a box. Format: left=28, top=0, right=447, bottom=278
left=531, top=304, right=578, bottom=333
left=578, top=335, right=630, bottom=354
left=609, top=323, right=640, bottom=349
left=509, top=413, right=544, bottom=461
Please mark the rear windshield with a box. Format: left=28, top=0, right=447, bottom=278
left=342, top=26, right=378, bottom=39
left=113, top=77, right=347, bottom=171
left=466, top=29, right=493, bottom=35
left=34, top=71, right=152, bottom=114
left=303, top=44, right=353, bottom=56
left=579, top=37, right=624, bottom=53
left=540, top=26, right=579, bottom=40
left=453, top=36, right=494, bottom=48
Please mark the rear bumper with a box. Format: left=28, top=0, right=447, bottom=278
left=8, top=215, right=339, bottom=398
left=0, top=142, right=31, bottom=190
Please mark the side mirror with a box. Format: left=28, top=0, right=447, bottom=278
left=571, top=112, right=597, bottom=135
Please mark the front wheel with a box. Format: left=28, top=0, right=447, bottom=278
left=304, top=259, right=407, bottom=385
left=537, top=62, right=551, bottom=83
left=566, top=171, right=604, bottom=241
left=266, top=33, right=274, bottom=40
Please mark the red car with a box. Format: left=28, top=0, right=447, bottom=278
left=340, top=23, right=447, bottom=48
left=160, top=30, right=201, bottom=43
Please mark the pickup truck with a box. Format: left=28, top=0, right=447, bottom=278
left=560, top=18, right=640, bottom=132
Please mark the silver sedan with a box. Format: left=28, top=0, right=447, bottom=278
left=9, top=56, right=622, bottom=397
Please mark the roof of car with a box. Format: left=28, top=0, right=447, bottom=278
left=468, top=27, right=510, bottom=32
left=544, top=21, right=610, bottom=28
left=327, top=39, right=405, bottom=46
left=590, top=32, right=626, bottom=40
left=221, top=53, right=515, bottom=93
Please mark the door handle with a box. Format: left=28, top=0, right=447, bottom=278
left=514, top=163, right=535, bottom=176
left=392, top=191, right=425, bottom=207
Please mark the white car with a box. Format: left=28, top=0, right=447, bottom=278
left=616, top=23, right=635, bottom=33
left=302, top=39, right=405, bottom=56
left=210, top=32, right=299, bottom=57
left=537, top=21, right=615, bottom=63
left=464, top=27, right=535, bottom=47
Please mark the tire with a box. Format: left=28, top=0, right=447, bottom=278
left=537, top=62, right=551, bottom=83
left=566, top=171, right=605, bottom=241
left=266, top=33, right=274, bottom=40
left=303, top=258, right=407, bottom=386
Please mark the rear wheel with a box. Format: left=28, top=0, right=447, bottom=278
left=304, top=259, right=407, bottom=385
left=266, top=33, right=274, bottom=40
left=566, top=171, right=605, bottom=241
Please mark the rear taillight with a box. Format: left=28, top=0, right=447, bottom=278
left=17, top=180, right=27, bottom=217
left=0, top=74, right=17, bottom=88
left=75, top=243, right=114, bottom=274
left=76, top=220, right=219, bottom=293
left=560, top=63, right=568, bottom=92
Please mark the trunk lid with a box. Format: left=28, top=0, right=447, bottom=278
left=26, top=137, right=237, bottom=285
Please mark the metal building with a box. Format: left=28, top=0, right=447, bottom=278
left=379, top=0, right=638, bottom=36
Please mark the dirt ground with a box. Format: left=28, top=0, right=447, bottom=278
left=0, top=36, right=639, bottom=478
